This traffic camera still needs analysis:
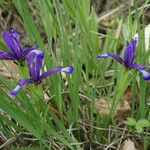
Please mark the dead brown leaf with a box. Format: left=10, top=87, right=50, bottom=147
left=0, top=61, right=19, bottom=79
left=116, top=101, right=131, bottom=122
left=94, top=97, right=130, bottom=122
left=121, top=86, right=132, bottom=102
left=94, top=86, right=140, bottom=122
left=120, top=139, right=138, bottom=150
left=94, top=98, right=111, bottom=116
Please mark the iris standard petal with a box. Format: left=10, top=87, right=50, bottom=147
left=9, top=78, right=32, bottom=95
left=39, top=66, right=74, bottom=81
left=27, top=49, right=44, bottom=59
left=9, top=29, right=19, bottom=40
left=2, top=31, right=20, bottom=58
left=124, top=39, right=137, bottom=67
left=140, top=70, right=150, bottom=80
left=0, top=50, right=16, bottom=60
left=35, top=54, right=44, bottom=79
left=126, top=40, right=129, bottom=46
left=21, top=44, right=39, bottom=58
left=130, top=63, right=145, bottom=70
left=26, top=52, right=36, bottom=77
left=26, top=50, right=44, bottom=81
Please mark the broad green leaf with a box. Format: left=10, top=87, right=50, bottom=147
left=124, top=118, right=136, bottom=126
left=137, top=119, right=150, bottom=127
left=135, top=124, right=143, bottom=133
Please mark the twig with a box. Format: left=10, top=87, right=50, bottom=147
left=97, top=4, right=126, bottom=23
left=105, top=139, right=119, bottom=150
left=0, top=134, right=21, bottom=149
left=117, top=126, right=127, bottom=150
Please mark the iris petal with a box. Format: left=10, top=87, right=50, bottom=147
left=97, top=53, right=109, bottom=58
left=9, top=85, right=21, bottom=95
left=1, top=29, right=39, bottom=61
left=124, top=39, right=137, bottom=67
left=10, top=29, right=19, bottom=40
left=98, top=53, right=124, bottom=64
left=20, top=44, right=38, bottom=59
left=126, top=40, right=129, bottom=46
left=140, top=70, right=150, bottom=80
left=28, top=49, right=44, bottom=57
left=2, top=31, right=20, bottom=58
left=26, top=53, right=36, bottom=77
left=0, top=50, right=16, bottom=60
left=39, top=66, right=74, bottom=81
left=26, top=50, right=44, bottom=81
left=108, top=53, right=124, bottom=64
left=35, top=54, right=44, bottom=79
left=39, top=66, right=62, bottom=81
left=130, top=63, right=145, bottom=70
left=61, top=66, right=74, bottom=74
left=9, top=78, right=32, bottom=95
left=22, top=44, right=39, bottom=58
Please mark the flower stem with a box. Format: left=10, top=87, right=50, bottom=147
left=107, top=68, right=130, bottom=123
left=31, top=84, right=44, bottom=112
left=113, top=68, right=129, bottom=108
left=18, top=62, right=29, bottom=79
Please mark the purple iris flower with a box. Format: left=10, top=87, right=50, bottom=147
left=0, top=29, right=38, bottom=61
left=98, top=39, right=150, bottom=80
left=9, top=50, right=74, bottom=95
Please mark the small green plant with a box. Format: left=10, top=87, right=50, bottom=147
left=125, top=117, right=150, bottom=133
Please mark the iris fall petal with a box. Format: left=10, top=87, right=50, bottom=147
left=140, top=70, right=150, bottom=80
left=9, top=78, right=33, bottom=95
